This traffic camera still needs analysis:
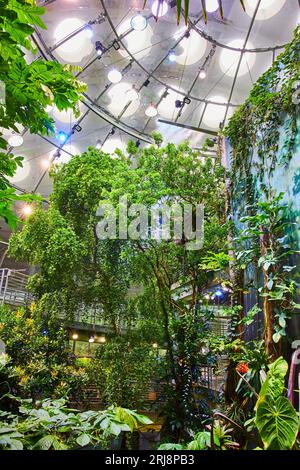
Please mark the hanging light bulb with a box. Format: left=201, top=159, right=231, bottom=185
left=72, top=333, right=78, bottom=340
left=168, top=49, right=176, bottom=62
left=205, top=0, right=219, bottom=13
left=151, top=0, right=168, bottom=17
left=126, top=85, right=139, bottom=102
left=89, top=335, right=95, bottom=343
left=130, top=12, right=147, bottom=31
left=199, top=69, right=207, bottom=79
left=145, top=103, right=158, bottom=117
left=107, top=68, right=122, bottom=84
left=8, top=134, right=23, bottom=147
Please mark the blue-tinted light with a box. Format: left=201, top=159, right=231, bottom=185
left=57, top=131, right=67, bottom=143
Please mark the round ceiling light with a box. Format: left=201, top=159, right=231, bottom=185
left=54, top=18, right=93, bottom=63
left=117, top=19, right=153, bottom=60
left=174, top=30, right=207, bottom=65
left=145, top=103, right=158, bottom=117
left=8, top=134, right=23, bottom=147
left=126, top=86, right=139, bottom=102
left=205, top=0, right=219, bottom=13
left=108, top=82, right=140, bottom=118
left=102, top=138, right=126, bottom=155
left=151, top=0, right=169, bottom=17
left=53, top=104, right=81, bottom=124
left=107, top=69, right=122, bottom=84
left=244, top=0, right=286, bottom=20
left=202, top=95, right=227, bottom=129
left=130, top=13, right=147, bottom=31
left=219, top=39, right=256, bottom=77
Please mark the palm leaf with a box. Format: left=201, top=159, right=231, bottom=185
left=239, top=0, right=246, bottom=11
left=184, top=0, right=189, bottom=25
left=201, top=0, right=207, bottom=24
left=217, top=0, right=224, bottom=19
left=176, top=0, right=182, bottom=24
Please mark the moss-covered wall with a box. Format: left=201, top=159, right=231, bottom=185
left=223, top=26, right=300, bottom=345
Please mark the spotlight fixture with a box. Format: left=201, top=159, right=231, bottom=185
left=126, top=85, right=139, bottom=102
left=57, top=131, right=68, bottom=143
left=199, top=69, right=207, bottom=79
left=89, top=335, right=95, bottom=343
left=184, top=30, right=191, bottom=38
left=143, top=79, right=150, bottom=87
left=112, top=40, right=120, bottom=50
left=40, top=158, right=51, bottom=170
left=151, top=0, right=168, bottom=17
left=95, top=41, right=105, bottom=56
left=145, top=103, right=158, bottom=117
left=183, top=96, right=191, bottom=105
left=135, top=139, right=141, bottom=148
left=72, top=333, right=78, bottom=340
left=84, top=24, right=93, bottom=38
left=8, top=134, right=23, bottom=147
left=22, top=204, right=33, bottom=217
left=130, top=12, right=147, bottom=31
left=107, top=68, right=122, bottom=84
left=110, top=128, right=115, bottom=136
left=175, top=99, right=183, bottom=108
left=96, top=139, right=102, bottom=149
left=168, top=49, right=176, bottom=62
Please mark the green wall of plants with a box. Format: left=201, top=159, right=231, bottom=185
left=224, top=26, right=300, bottom=345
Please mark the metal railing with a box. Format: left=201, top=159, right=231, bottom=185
left=0, top=268, right=32, bottom=307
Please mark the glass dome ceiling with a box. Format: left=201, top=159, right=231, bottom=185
left=6, top=0, right=299, bottom=200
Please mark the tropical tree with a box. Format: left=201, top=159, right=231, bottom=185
left=0, top=0, right=86, bottom=228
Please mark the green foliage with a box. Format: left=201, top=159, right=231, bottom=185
left=225, top=26, right=300, bottom=174
left=199, top=251, right=232, bottom=272
left=158, top=421, right=238, bottom=450
left=234, top=193, right=299, bottom=343
left=87, top=333, right=157, bottom=409
left=0, top=304, right=87, bottom=399
left=0, top=0, right=86, bottom=228
left=255, top=397, right=299, bottom=450
left=254, top=357, right=298, bottom=450
left=0, top=397, right=152, bottom=450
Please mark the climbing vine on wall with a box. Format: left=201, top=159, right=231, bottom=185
left=224, top=25, right=300, bottom=356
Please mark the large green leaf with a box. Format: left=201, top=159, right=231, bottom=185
left=256, top=357, right=288, bottom=409
left=33, top=435, right=54, bottom=450
left=256, top=396, right=299, bottom=450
